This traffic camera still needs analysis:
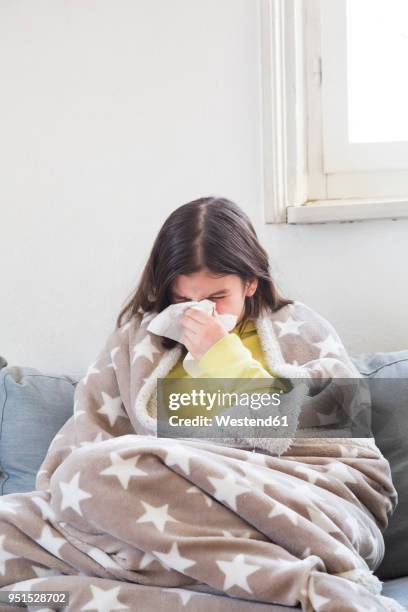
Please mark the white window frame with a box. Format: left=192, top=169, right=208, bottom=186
left=260, top=0, right=408, bottom=224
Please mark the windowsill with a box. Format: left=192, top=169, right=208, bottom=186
left=287, top=198, right=408, bottom=224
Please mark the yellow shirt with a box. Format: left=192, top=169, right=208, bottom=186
left=166, top=317, right=275, bottom=379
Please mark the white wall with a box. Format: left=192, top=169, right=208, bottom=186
left=1, top=0, right=407, bottom=379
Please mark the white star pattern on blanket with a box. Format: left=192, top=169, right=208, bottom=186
left=31, top=495, right=56, bottom=522
left=0, top=498, right=20, bottom=515
left=31, top=565, right=63, bottom=578
left=135, top=501, right=179, bottom=533
left=132, top=335, right=161, bottom=363
left=100, top=451, right=148, bottom=489
left=324, top=462, right=359, bottom=484
left=153, top=543, right=196, bottom=573
left=186, top=485, right=213, bottom=507
left=313, top=334, right=343, bottom=358
left=59, top=472, right=92, bottom=515
left=0, top=535, right=18, bottom=575
left=97, top=392, right=126, bottom=427
left=162, top=587, right=196, bottom=606
left=81, top=585, right=128, bottom=611
left=268, top=501, right=299, bottom=526
left=36, top=526, right=66, bottom=559
left=139, top=551, right=157, bottom=569
left=164, top=443, right=194, bottom=475
left=274, top=316, right=306, bottom=337
left=244, top=451, right=269, bottom=466
left=206, top=473, right=251, bottom=511
left=216, top=553, right=260, bottom=593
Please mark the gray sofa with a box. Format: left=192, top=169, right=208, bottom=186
left=1, top=350, right=407, bottom=608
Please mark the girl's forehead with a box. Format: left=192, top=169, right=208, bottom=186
left=171, top=272, right=242, bottom=295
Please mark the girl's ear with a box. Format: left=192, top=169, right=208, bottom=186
left=245, top=278, right=258, bottom=297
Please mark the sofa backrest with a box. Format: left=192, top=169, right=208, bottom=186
left=351, top=350, right=408, bottom=580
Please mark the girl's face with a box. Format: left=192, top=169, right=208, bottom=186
left=170, top=267, right=258, bottom=325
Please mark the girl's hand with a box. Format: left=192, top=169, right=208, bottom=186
left=180, top=307, right=228, bottom=360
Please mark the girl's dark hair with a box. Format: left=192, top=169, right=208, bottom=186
left=116, top=196, right=294, bottom=349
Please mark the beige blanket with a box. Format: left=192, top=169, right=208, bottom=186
left=0, top=301, right=404, bottom=611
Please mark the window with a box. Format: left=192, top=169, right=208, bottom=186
left=261, top=0, right=408, bottom=223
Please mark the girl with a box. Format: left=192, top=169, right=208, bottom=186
left=112, top=194, right=359, bottom=453
left=116, top=195, right=295, bottom=383
left=116, top=195, right=296, bottom=437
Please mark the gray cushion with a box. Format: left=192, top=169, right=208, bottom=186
left=0, top=365, right=77, bottom=495
left=381, top=576, right=408, bottom=608
left=351, top=350, right=408, bottom=580
left=0, top=356, right=7, bottom=370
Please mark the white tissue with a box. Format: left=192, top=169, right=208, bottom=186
left=147, top=298, right=238, bottom=377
